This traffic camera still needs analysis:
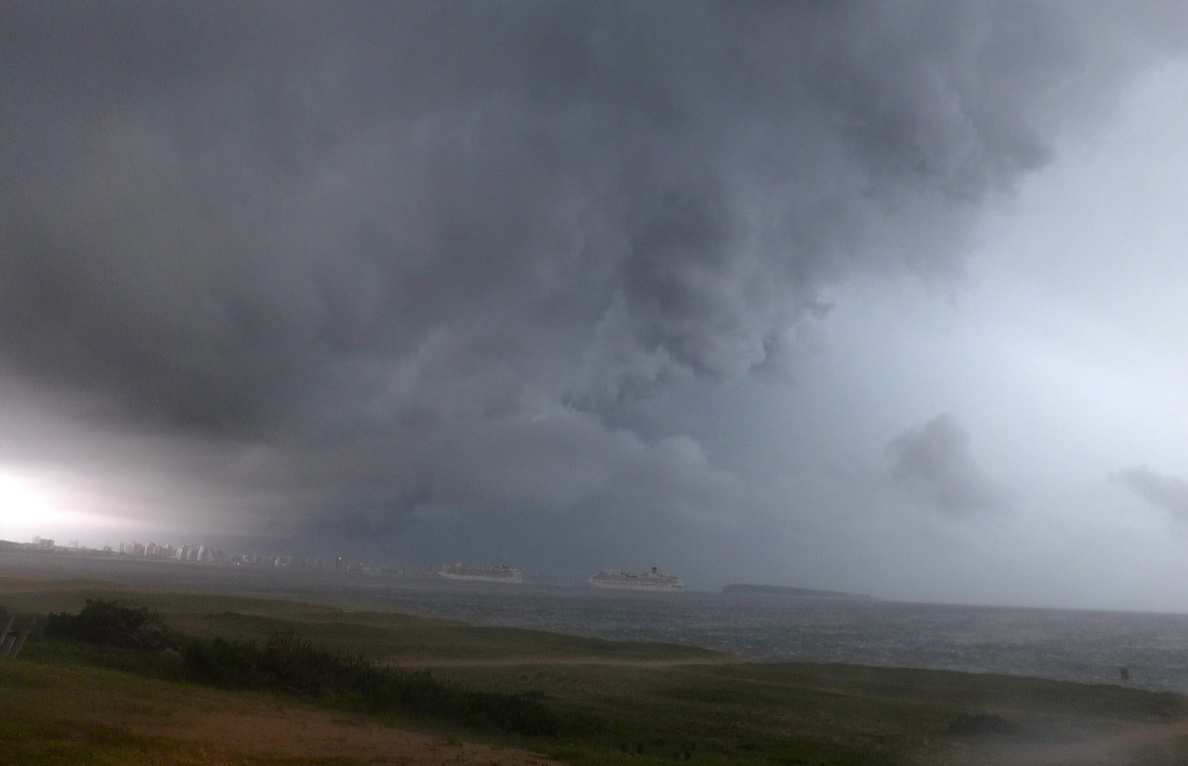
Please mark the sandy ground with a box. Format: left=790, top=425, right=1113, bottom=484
left=936, top=717, right=1188, bottom=766
left=144, top=702, right=565, bottom=766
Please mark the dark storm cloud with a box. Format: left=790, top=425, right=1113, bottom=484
left=0, top=1, right=1183, bottom=539
left=1116, top=467, right=1188, bottom=520
left=887, top=414, right=1006, bottom=517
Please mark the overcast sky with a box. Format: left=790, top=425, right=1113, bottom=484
left=2, top=1, right=1188, bottom=610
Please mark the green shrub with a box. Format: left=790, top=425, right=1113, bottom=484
left=43, top=599, right=177, bottom=651
left=182, top=633, right=561, bottom=736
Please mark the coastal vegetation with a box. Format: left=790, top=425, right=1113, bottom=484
left=3, top=577, right=1188, bottom=765
left=182, top=632, right=561, bottom=735
left=43, top=598, right=179, bottom=651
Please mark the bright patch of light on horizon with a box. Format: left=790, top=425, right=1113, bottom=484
left=0, top=471, right=128, bottom=544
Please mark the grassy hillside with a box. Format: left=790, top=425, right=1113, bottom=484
left=3, top=577, right=1188, bottom=765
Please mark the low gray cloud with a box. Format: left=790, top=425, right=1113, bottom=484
left=1115, top=467, right=1188, bottom=520
left=0, top=2, right=1184, bottom=561
left=887, top=414, right=1006, bottom=517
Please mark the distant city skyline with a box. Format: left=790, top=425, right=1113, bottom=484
left=12, top=534, right=385, bottom=575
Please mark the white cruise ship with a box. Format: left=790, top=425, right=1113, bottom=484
left=588, top=566, right=684, bottom=591
left=436, top=563, right=523, bottom=583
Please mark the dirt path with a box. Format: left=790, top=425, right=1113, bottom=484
left=385, top=655, right=734, bottom=669
left=143, top=702, right=564, bottom=766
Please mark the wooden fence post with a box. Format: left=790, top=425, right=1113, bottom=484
left=10, top=628, right=30, bottom=658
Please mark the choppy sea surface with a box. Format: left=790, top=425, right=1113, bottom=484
left=6, top=550, right=1188, bottom=693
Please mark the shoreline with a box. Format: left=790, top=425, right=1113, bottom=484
left=3, top=548, right=1184, bottom=696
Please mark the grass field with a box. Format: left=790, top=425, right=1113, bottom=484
left=3, top=576, right=1188, bottom=766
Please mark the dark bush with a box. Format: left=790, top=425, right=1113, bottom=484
left=182, top=633, right=560, bottom=736
left=947, top=712, right=1018, bottom=737
left=43, top=599, right=176, bottom=651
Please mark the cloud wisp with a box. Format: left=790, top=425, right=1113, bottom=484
left=887, top=414, right=1007, bottom=517
left=1115, top=467, right=1188, bottom=521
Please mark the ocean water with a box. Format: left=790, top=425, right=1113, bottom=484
left=359, top=586, right=1188, bottom=692
left=6, top=550, right=1188, bottom=693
